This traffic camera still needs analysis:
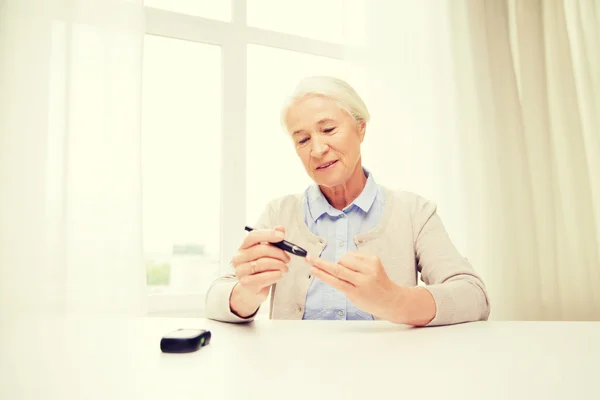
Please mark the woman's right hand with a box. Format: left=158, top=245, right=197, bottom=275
left=229, top=226, right=290, bottom=317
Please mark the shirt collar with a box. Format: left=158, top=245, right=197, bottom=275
left=307, top=168, right=378, bottom=222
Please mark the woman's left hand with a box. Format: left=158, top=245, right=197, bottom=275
left=306, top=252, right=404, bottom=321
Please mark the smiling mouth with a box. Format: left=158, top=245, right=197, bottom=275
left=316, top=160, right=338, bottom=170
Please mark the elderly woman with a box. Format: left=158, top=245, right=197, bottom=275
left=205, top=76, right=490, bottom=326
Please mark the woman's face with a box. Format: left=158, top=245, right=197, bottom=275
left=285, top=95, right=365, bottom=188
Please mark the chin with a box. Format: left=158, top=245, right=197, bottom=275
left=312, top=171, right=347, bottom=188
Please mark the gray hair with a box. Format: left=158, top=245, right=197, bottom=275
left=280, top=76, right=370, bottom=133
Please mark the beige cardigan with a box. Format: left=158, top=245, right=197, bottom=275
left=205, top=187, right=491, bottom=326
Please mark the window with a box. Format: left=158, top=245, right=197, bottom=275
left=144, top=0, right=231, bottom=21
left=142, top=1, right=362, bottom=316
left=142, top=35, right=222, bottom=314
left=247, top=0, right=344, bottom=43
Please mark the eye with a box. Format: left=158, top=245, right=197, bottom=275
left=298, top=137, right=310, bottom=144
left=323, top=127, right=336, bottom=133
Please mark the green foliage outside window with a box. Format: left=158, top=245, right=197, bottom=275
left=146, top=261, right=171, bottom=285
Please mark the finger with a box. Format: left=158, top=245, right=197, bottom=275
left=240, top=228, right=285, bottom=250
left=232, top=244, right=290, bottom=266
left=240, top=270, right=284, bottom=290
left=305, top=254, right=361, bottom=285
left=346, top=250, right=368, bottom=260
left=235, top=258, right=288, bottom=279
left=346, top=251, right=380, bottom=265
left=337, top=252, right=368, bottom=272
left=310, top=266, right=354, bottom=293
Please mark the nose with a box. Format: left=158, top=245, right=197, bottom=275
left=310, top=136, right=329, bottom=158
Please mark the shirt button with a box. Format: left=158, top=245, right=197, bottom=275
left=338, top=241, right=344, bottom=247
left=338, top=310, right=344, bottom=317
left=298, top=306, right=303, bottom=312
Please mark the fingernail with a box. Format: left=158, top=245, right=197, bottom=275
left=275, top=231, right=284, bottom=238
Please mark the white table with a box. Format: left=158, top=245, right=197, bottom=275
left=1, top=317, right=599, bottom=400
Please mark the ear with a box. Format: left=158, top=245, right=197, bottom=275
left=358, top=121, right=366, bottom=142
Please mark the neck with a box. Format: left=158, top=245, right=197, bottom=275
left=320, top=161, right=367, bottom=210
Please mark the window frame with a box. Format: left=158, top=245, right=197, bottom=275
left=144, top=1, right=346, bottom=316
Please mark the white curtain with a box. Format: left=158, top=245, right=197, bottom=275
left=345, top=0, right=600, bottom=320
left=0, top=0, right=147, bottom=318
left=454, top=0, right=600, bottom=320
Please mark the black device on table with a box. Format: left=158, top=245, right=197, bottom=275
left=160, top=329, right=211, bottom=353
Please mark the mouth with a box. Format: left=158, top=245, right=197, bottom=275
left=316, top=160, right=338, bottom=170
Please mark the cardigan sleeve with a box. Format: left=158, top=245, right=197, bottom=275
left=411, top=197, right=491, bottom=326
left=204, top=202, right=275, bottom=323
